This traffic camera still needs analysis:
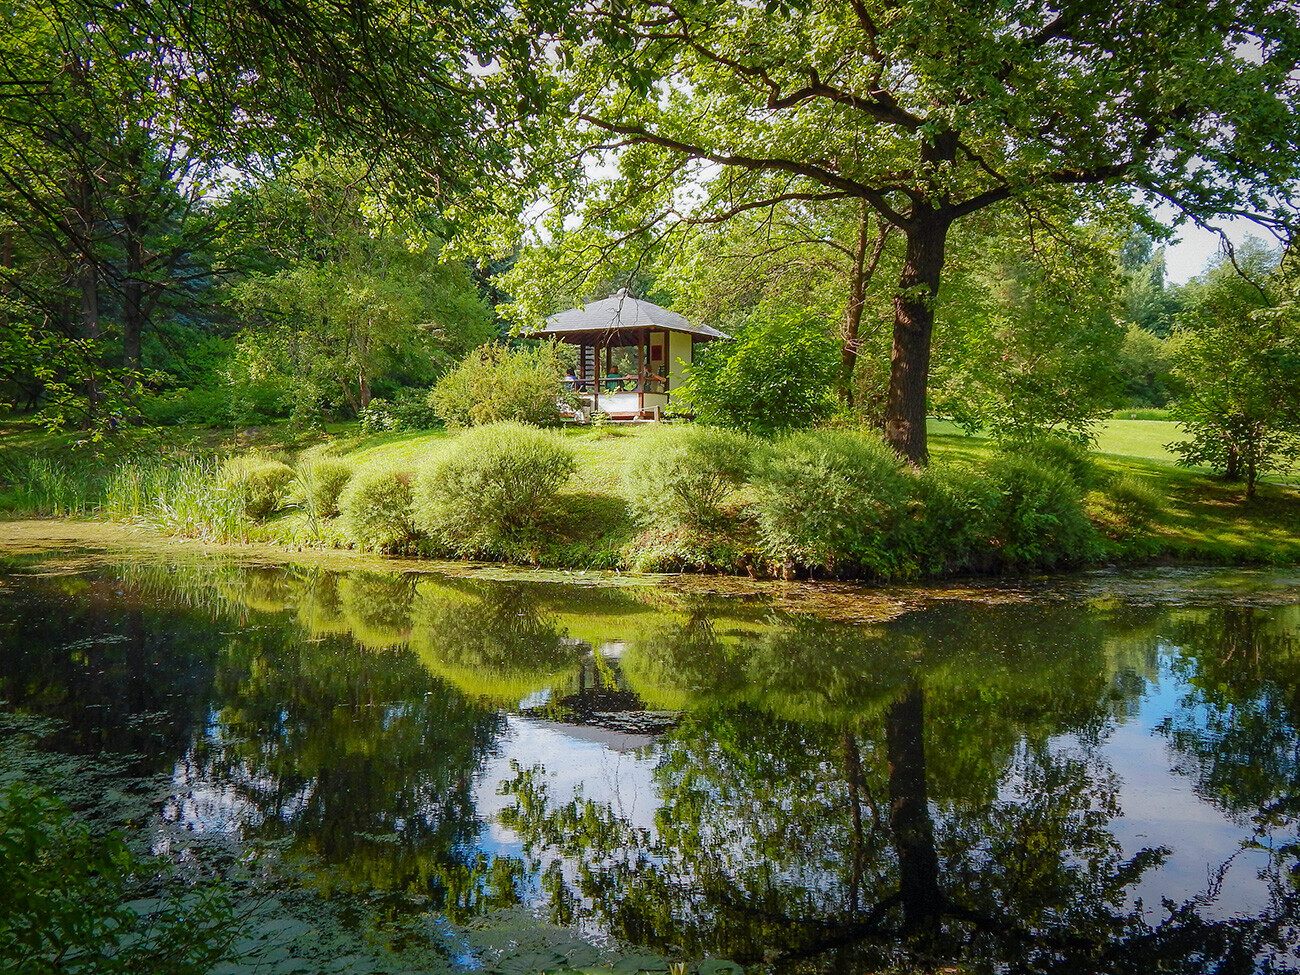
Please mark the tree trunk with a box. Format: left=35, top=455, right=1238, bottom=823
left=1224, top=442, right=1241, bottom=481
left=844, top=729, right=866, bottom=914
left=884, top=210, right=949, bottom=465
left=70, top=176, right=101, bottom=423
left=886, top=682, right=943, bottom=930
left=121, top=181, right=146, bottom=395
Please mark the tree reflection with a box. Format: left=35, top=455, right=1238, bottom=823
left=1157, top=606, right=1300, bottom=940
left=181, top=619, right=506, bottom=901
left=504, top=602, right=1299, bottom=971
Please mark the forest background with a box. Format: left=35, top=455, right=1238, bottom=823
left=3, top=0, right=1300, bottom=510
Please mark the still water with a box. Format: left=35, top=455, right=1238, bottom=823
left=1, top=556, right=1299, bottom=973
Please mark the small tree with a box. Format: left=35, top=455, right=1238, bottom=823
left=678, top=311, right=839, bottom=435
left=1169, top=245, right=1300, bottom=498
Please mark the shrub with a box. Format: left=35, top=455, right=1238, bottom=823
left=429, top=343, right=570, bottom=429
left=677, top=311, right=839, bottom=434
left=414, top=422, right=575, bottom=558
left=0, top=782, right=238, bottom=975
left=294, top=456, right=354, bottom=519
left=388, top=386, right=441, bottom=430
left=915, top=462, right=996, bottom=574
left=358, top=397, right=398, bottom=432
left=749, top=428, right=921, bottom=578
left=624, top=425, right=754, bottom=526
left=338, top=466, right=421, bottom=552
left=218, top=456, right=295, bottom=520
left=984, top=455, right=1096, bottom=569
left=995, top=433, right=1097, bottom=490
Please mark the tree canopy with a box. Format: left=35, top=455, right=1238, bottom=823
left=513, top=0, right=1300, bottom=461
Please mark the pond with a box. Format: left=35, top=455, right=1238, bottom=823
left=1, top=544, right=1299, bottom=973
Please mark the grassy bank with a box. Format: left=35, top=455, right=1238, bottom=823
left=1, top=417, right=1296, bottom=576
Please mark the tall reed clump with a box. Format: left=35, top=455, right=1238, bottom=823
left=338, top=466, right=421, bottom=553
left=414, top=421, right=575, bottom=559
left=749, top=429, right=922, bottom=579
left=0, top=457, right=104, bottom=516
left=624, top=425, right=754, bottom=527
left=103, top=457, right=248, bottom=541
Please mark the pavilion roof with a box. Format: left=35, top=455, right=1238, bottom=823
left=531, top=289, right=729, bottom=341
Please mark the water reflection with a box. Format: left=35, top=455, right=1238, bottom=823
left=0, top=561, right=1298, bottom=971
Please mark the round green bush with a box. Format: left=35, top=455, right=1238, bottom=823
left=414, top=421, right=576, bottom=558
left=429, top=344, right=569, bottom=429
left=625, top=425, right=754, bottom=527
left=294, top=456, right=354, bottom=519
left=985, top=455, right=1096, bottom=569
left=338, top=466, right=421, bottom=552
left=218, top=456, right=295, bottom=520
left=749, top=428, right=921, bottom=578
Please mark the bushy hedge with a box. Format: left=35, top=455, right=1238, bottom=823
left=218, top=456, right=295, bottom=520
left=429, top=343, right=570, bottom=429
left=984, top=455, right=1097, bottom=568
left=415, top=422, right=576, bottom=558
left=294, top=456, right=354, bottom=519
left=915, top=462, right=996, bottom=574
left=338, top=466, right=421, bottom=552
left=625, top=424, right=754, bottom=527
left=1103, top=474, right=1165, bottom=535
left=750, top=429, right=921, bottom=578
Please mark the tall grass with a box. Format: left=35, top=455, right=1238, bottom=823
left=0, top=457, right=105, bottom=517
left=103, top=458, right=251, bottom=542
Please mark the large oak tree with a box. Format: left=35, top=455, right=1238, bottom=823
left=519, top=0, right=1300, bottom=462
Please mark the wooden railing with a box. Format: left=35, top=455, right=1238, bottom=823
left=564, top=375, right=666, bottom=395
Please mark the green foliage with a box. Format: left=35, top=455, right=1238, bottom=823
left=1102, top=475, right=1165, bottom=535
left=624, top=424, right=754, bottom=527
left=984, top=456, right=1096, bottom=569
left=995, top=434, right=1098, bottom=491
left=102, top=458, right=250, bottom=541
left=338, top=466, right=421, bottom=553
left=0, top=781, right=237, bottom=975
left=0, top=457, right=102, bottom=517
left=1168, top=243, right=1300, bottom=498
left=294, top=456, right=355, bottom=519
left=430, top=343, right=571, bottom=429
left=678, top=312, right=838, bottom=435
left=749, top=428, right=920, bottom=578
left=619, top=523, right=756, bottom=574
left=414, top=422, right=576, bottom=558
left=388, top=387, right=442, bottom=430
left=1114, top=324, right=1174, bottom=408
left=229, top=152, right=495, bottom=427
left=934, top=221, right=1125, bottom=442
left=219, top=456, right=296, bottom=520
left=915, top=462, right=995, bottom=574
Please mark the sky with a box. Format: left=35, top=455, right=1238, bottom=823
left=1160, top=214, right=1279, bottom=284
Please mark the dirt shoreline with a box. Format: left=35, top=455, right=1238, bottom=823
left=4, top=518, right=1299, bottom=620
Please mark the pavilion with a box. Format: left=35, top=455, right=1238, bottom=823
left=531, top=289, right=728, bottom=420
